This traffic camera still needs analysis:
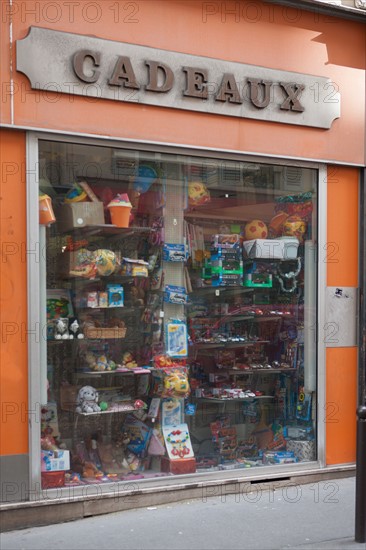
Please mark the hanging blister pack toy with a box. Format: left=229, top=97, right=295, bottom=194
left=166, top=320, right=188, bottom=357
left=163, top=243, right=187, bottom=262
left=164, top=285, right=187, bottom=305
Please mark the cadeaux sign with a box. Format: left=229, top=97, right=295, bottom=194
left=17, top=27, right=340, bottom=129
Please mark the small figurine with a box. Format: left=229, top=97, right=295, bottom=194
left=54, top=318, right=69, bottom=340
left=121, top=351, right=138, bottom=370
left=69, top=318, right=84, bottom=339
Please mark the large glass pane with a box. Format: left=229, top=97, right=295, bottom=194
left=38, top=140, right=317, bottom=488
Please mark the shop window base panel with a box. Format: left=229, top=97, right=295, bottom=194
left=0, top=465, right=356, bottom=532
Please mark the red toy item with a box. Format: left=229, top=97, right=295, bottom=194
left=41, top=471, right=65, bottom=489
left=161, top=457, right=196, bottom=475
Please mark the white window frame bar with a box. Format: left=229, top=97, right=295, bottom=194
left=26, top=131, right=327, bottom=500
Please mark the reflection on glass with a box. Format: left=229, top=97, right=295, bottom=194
left=39, top=140, right=318, bottom=489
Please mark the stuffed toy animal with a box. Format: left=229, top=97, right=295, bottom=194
left=54, top=318, right=69, bottom=340
left=75, top=386, right=101, bottom=414
left=69, top=318, right=84, bottom=339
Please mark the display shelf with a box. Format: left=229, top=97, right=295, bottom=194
left=189, top=287, right=254, bottom=298
left=189, top=314, right=293, bottom=323
left=192, top=340, right=270, bottom=349
left=228, top=368, right=296, bottom=375
left=74, top=404, right=140, bottom=416
left=189, top=314, right=255, bottom=322
left=75, top=368, right=152, bottom=377
left=65, top=224, right=154, bottom=237
left=254, top=315, right=295, bottom=322
left=61, top=274, right=140, bottom=283
left=75, top=306, right=144, bottom=314
left=243, top=257, right=301, bottom=263
left=61, top=400, right=139, bottom=414
left=47, top=339, right=79, bottom=344
left=194, top=396, right=274, bottom=403
left=47, top=338, right=130, bottom=343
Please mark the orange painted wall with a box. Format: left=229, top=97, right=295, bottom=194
left=0, top=129, right=28, bottom=455
left=0, top=4, right=363, bottom=466
left=326, top=348, right=358, bottom=465
left=326, top=166, right=359, bottom=465
left=0, top=0, right=365, bottom=165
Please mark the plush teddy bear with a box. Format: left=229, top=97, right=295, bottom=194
left=75, top=386, right=101, bottom=414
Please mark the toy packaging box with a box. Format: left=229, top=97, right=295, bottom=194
left=163, top=243, right=187, bottom=262
left=211, top=273, right=243, bottom=287
left=123, top=415, right=152, bottom=457
left=210, top=248, right=242, bottom=260
left=262, top=451, right=298, bottom=465
left=121, top=258, right=149, bottom=278
left=160, top=456, right=196, bottom=474
left=163, top=285, right=187, bottom=305
left=243, top=273, right=273, bottom=288
left=210, top=259, right=243, bottom=274
left=106, top=284, right=124, bottom=307
left=211, top=234, right=241, bottom=249
left=165, top=322, right=188, bottom=357
left=163, top=423, right=194, bottom=460
left=161, top=398, right=184, bottom=427
left=243, top=238, right=299, bottom=260
left=55, top=202, right=104, bottom=232
left=41, top=450, right=70, bottom=472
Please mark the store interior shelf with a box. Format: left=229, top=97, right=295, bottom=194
left=76, top=306, right=144, bottom=314
left=189, top=287, right=254, bottom=298
left=227, top=368, right=296, bottom=375
left=48, top=337, right=128, bottom=343
left=60, top=274, right=139, bottom=283
left=75, top=369, right=151, bottom=377
left=243, top=256, right=302, bottom=263
left=194, top=396, right=274, bottom=403
left=189, top=314, right=294, bottom=323
left=65, top=224, right=154, bottom=237
left=189, top=314, right=255, bottom=323
left=47, top=339, right=80, bottom=345
left=74, top=405, right=140, bottom=416
left=192, top=340, right=270, bottom=349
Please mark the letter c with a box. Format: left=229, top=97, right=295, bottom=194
left=73, top=50, right=101, bottom=83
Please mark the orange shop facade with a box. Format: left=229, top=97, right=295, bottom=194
left=0, top=0, right=365, bottom=505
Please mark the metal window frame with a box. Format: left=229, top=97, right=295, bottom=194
left=26, top=131, right=327, bottom=500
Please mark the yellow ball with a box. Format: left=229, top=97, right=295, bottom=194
left=244, top=220, right=268, bottom=240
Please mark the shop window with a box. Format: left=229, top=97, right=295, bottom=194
left=38, top=140, right=317, bottom=488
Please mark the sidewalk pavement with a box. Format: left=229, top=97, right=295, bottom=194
left=1, top=476, right=365, bottom=550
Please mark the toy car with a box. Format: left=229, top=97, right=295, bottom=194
left=170, top=294, right=186, bottom=304
left=169, top=251, right=186, bottom=261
